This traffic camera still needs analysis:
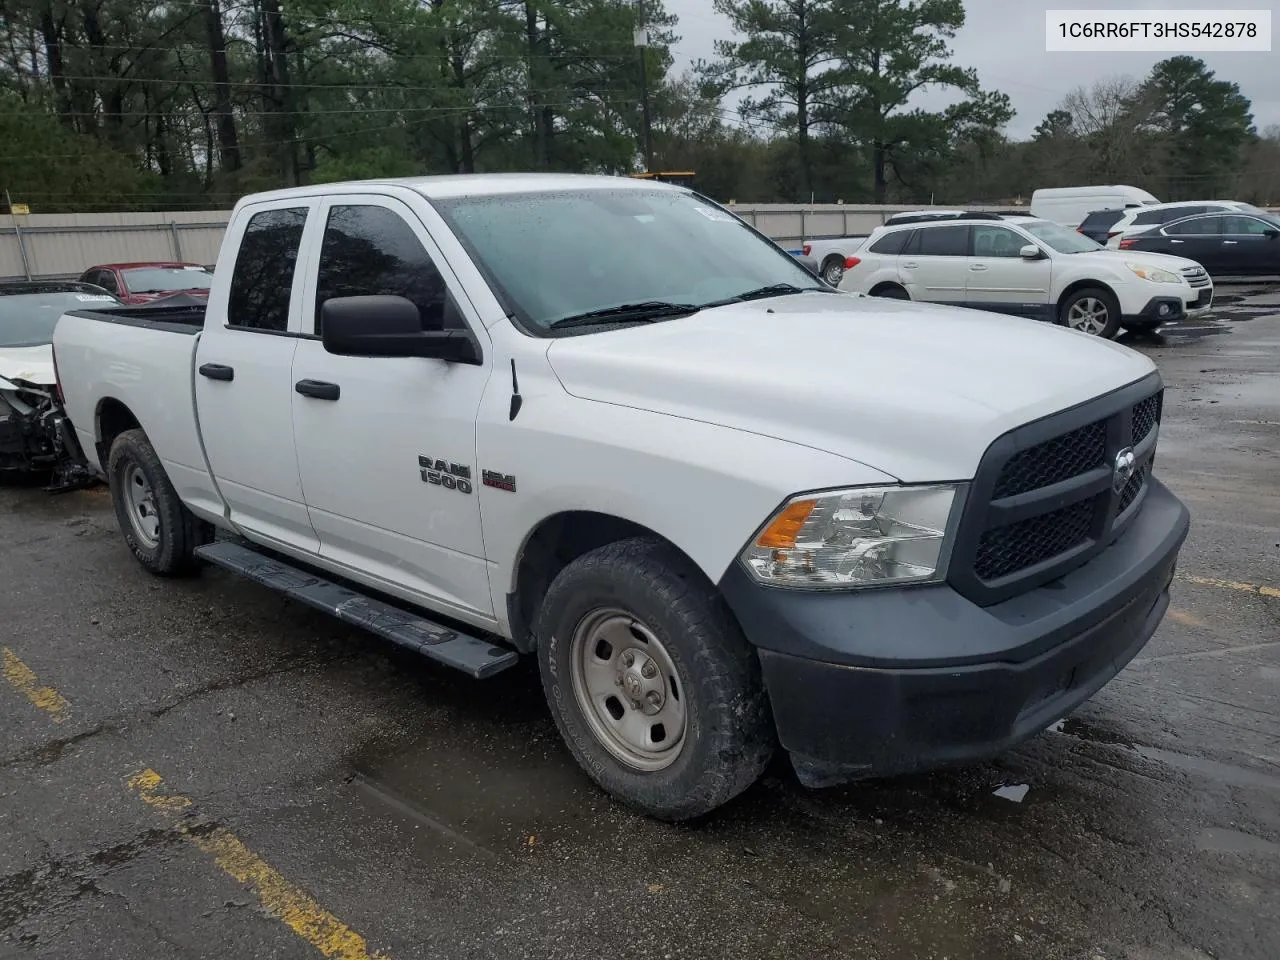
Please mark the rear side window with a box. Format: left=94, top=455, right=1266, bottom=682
left=1081, top=210, right=1124, bottom=229
left=868, top=230, right=909, bottom=255
left=1165, top=216, right=1222, bottom=236
left=916, top=225, right=970, bottom=257
left=314, top=204, right=452, bottom=334
left=227, top=207, right=308, bottom=332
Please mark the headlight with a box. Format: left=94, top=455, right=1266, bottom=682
left=740, top=484, right=964, bottom=589
left=1126, top=262, right=1180, bottom=284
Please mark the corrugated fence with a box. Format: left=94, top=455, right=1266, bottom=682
left=0, top=203, right=1027, bottom=281
left=7, top=201, right=1276, bottom=281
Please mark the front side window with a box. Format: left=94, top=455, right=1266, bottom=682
left=432, top=187, right=825, bottom=333
left=314, top=205, right=452, bottom=333
left=1221, top=215, right=1275, bottom=236
left=971, top=225, right=1025, bottom=257
left=915, top=225, right=970, bottom=257
left=1165, top=216, right=1221, bottom=236
left=227, top=207, right=308, bottom=332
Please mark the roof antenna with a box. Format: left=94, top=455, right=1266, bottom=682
left=508, top=359, right=523, bottom=421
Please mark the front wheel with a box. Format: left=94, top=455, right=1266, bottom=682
left=107, top=428, right=208, bottom=576
left=1059, top=287, right=1121, bottom=339
left=534, top=537, right=775, bottom=821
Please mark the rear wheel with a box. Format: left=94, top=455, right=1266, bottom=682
left=821, top=256, right=845, bottom=286
left=870, top=284, right=910, bottom=300
left=1059, top=287, right=1121, bottom=339
left=534, top=537, right=775, bottom=821
left=107, top=428, right=208, bottom=575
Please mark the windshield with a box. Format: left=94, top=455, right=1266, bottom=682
left=432, top=187, right=826, bottom=332
left=1021, top=219, right=1104, bottom=254
left=122, top=267, right=214, bottom=293
left=0, top=291, right=117, bottom=348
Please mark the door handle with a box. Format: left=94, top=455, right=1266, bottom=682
left=198, top=363, right=234, bottom=381
left=295, top=379, right=340, bottom=401
left=1171, top=239, right=1185, bottom=243
left=901, top=261, right=918, bottom=269
left=969, top=264, right=988, bottom=271
left=1223, top=240, right=1239, bottom=245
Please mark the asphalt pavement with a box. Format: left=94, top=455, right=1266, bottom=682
left=3, top=289, right=1279, bottom=960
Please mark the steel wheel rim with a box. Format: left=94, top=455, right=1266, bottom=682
left=122, top=462, right=161, bottom=549
left=1067, top=297, right=1109, bottom=335
left=823, top=262, right=844, bottom=285
left=569, top=608, right=687, bottom=772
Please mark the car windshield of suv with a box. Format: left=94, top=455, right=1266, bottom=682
left=1020, top=219, right=1104, bottom=254
left=0, top=290, right=117, bottom=348
left=122, top=267, right=214, bottom=293
left=432, top=187, right=829, bottom=332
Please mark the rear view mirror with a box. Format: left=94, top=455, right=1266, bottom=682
left=321, top=295, right=481, bottom=364
left=1019, top=244, right=1044, bottom=259
left=1264, top=228, right=1279, bottom=239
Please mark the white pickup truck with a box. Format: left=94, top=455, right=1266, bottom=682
left=53, top=174, right=1189, bottom=820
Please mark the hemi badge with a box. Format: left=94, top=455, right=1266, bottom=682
left=482, top=470, right=516, bottom=493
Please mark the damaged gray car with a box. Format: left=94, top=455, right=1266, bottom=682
left=0, top=281, right=110, bottom=491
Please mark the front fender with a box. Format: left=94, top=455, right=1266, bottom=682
left=477, top=393, right=897, bottom=618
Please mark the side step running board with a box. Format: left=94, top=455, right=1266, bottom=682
left=194, top=540, right=519, bottom=679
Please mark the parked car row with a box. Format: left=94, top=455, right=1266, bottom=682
left=39, top=173, right=1188, bottom=821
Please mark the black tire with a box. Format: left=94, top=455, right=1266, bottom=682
left=534, top=537, right=776, bottom=821
left=1058, top=286, right=1121, bottom=339
left=870, top=284, right=910, bottom=300
left=107, top=428, right=208, bottom=576
left=820, top=256, right=845, bottom=286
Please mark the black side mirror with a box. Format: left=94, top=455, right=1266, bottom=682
left=320, top=295, right=481, bottom=364
left=1264, top=228, right=1279, bottom=239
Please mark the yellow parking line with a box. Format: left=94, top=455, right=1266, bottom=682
left=128, top=769, right=390, bottom=960
left=1166, top=608, right=1206, bottom=628
left=2, top=647, right=70, bottom=722
left=1179, top=575, right=1280, bottom=600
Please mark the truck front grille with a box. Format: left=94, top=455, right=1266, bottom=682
left=948, top=376, right=1163, bottom=606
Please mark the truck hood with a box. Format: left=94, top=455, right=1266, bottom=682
left=0, top=344, right=54, bottom=389
left=545, top=293, right=1156, bottom=482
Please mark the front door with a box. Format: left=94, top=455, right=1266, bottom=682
left=965, top=224, right=1052, bottom=319
left=289, top=194, right=495, bottom=621
left=1219, top=215, right=1278, bottom=276
left=898, top=224, right=971, bottom=306
left=194, top=200, right=320, bottom=553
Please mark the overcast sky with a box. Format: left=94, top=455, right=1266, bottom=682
left=664, top=0, right=1278, bottom=140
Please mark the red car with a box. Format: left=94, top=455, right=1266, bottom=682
left=78, top=261, right=214, bottom=305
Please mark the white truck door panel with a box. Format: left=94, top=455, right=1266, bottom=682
left=966, top=224, right=1052, bottom=317
left=290, top=195, right=495, bottom=620
left=194, top=201, right=321, bottom=553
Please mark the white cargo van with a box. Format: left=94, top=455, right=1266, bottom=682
left=1031, top=186, right=1160, bottom=228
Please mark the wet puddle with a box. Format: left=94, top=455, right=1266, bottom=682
left=1196, top=827, right=1280, bottom=856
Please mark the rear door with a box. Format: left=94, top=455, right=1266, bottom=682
left=966, top=224, right=1051, bottom=318
left=1160, top=215, right=1223, bottom=271
left=899, top=224, right=971, bottom=305
left=193, top=200, right=321, bottom=553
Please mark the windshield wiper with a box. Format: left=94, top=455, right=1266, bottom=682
left=700, top=283, right=828, bottom=309
left=549, top=301, right=699, bottom=329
